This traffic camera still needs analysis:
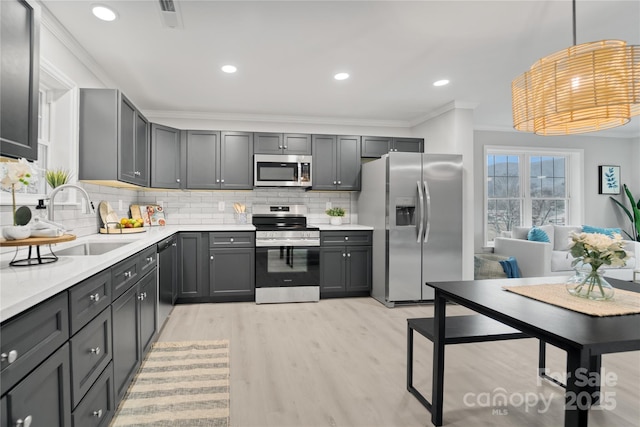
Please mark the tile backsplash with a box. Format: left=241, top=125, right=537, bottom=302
left=1, top=183, right=358, bottom=242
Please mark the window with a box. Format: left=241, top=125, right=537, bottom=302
left=484, top=147, right=583, bottom=245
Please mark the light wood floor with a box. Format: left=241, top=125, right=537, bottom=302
left=158, top=298, right=640, bottom=427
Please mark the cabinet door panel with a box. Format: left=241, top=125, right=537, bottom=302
left=178, top=233, right=207, bottom=298
left=118, top=96, right=136, bottom=184
left=283, top=133, right=311, bottom=154
left=220, top=131, right=253, bottom=189
left=7, top=343, right=71, bottom=427
left=69, top=269, right=111, bottom=335
left=320, top=247, right=346, bottom=293
left=337, top=135, right=361, bottom=190
left=209, top=248, right=255, bottom=296
left=393, top=137, right=423, bottom=153
left=311, top=135, right=337, bottom=190
left=254, top=132, right=283, bottom=154
left=151, top=124, right=181, bottom=188
left=347, top=246, right=371, bottom=292
left=111, top=285, right=140, bottom=403
left=139, top=271, right=157, bottom=356
left=186, top=131, right=220, bottom=189
left=0, top=0, right=40, bottom=161
left=134, top=111, right=149, bottom=186
left=361, top=136, right=392, bottom=158
left=71, top=363, right=115, bottom=427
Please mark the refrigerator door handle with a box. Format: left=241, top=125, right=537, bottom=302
left=416, top=180, right=424, bottom=243
left=423, top=180, right=431, bottom=243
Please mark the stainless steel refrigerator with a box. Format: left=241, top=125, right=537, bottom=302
left=357, top=152, right=463, bottom=306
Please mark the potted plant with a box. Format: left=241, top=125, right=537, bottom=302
left=609, top=184, right=640, bottom=242
left=45, top=168, right=71, bottom=190
left=325, top=207, right=346, bottom=226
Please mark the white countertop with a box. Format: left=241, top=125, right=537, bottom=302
left=0, top=223, right=372, bottom=322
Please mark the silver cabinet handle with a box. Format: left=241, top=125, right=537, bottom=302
left=93, top=410, right=103, bottom=418
left=342, top=253, right=346, bottom=257
left=146, top=256, right=154, bottom=263
left=278, top=145, right=283, bottom=149
left=143, top=292, right=147, bottom=298
left=216, top=179, right=220, bottom=183
left=230, top=238, right=234, bottom=242
left=172, top=243, right=177, bottom=247
left=337, top=181, right=341, bottom=185
left=124, top=271, right=132, bottom=278
left=138, top=294, right=144, bottom=301
left=1, top=350, right=18, bottom=364
left=333, top=181, right=337, bottom=185
left=344, top=236, right=349, bottom=241
left=283, top=146, right=288, bottom=149
left=16, top=416, right=32, bottom=427
left=176, top=178, right=180, bottom=183
left=210, top=255, right=214, bottom=260
left=221, top=179, right=224, bottom=183
left=90, top=347, right=101, bottom=355
left=347, top=253, right=351, bottom=257
left=90, top=293, right=100, bottom=302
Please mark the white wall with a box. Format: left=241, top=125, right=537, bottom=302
left=473, top=130, right=640, bottom=250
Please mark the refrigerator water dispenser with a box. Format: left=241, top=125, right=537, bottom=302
left=395, top=205, right=415, bottom=226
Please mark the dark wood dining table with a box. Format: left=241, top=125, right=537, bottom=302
left=425, top=276, right=640, bottom=427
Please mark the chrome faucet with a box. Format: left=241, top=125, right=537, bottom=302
left=47, top=184, right=96, bottom=221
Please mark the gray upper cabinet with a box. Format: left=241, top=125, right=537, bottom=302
left=79, top=89, right=149, bottom=187
left=185, top=130, right=253, bottom=190
left=254, top=132, right=311, bottom=155
left=0, top=0, right=40, bottom=161
left=361, top=136, right=423, bottom=157
left=312, top=135, right=361, bottom=191
left=150, top=123, right=182, bottom=189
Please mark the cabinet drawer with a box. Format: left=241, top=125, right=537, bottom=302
left=111, top=256, right=140, bottom=300
left=72, top=362, right=115, bottom=427
left=1, top=293, right=69, bottom=395
left=138, top=245, right=157, bottom=277
left=69, top=269, right=112, bottom=335
left=209, top=232, right=255, bottom=247
left=70, top=308, right=112, bottom=408
left=320, top=231, right=372, bottom=246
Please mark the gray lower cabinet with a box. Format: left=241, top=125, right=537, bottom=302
left=312, top=135, right=361, bottom=190
left=78, top=89, right=149, bottom=187
left=1, top=395, right=6, bottom=427
left=151, top=123, right=182, bottom=189
left=111, top=268, right=157, bottom=404
left=4, top=343, right=72, bottom=427
left=254, top=132, right=311, bottom=155
left=320, top=231, right=372, bottom=297
left=209, top=247, right=255, bottom=301
left=361, top=136, right=424, bottom=157
left=185, top=130, right=253, bottom=190
left=0, top=0, right=40, bottom=161
left=177, top=232, right=209, bottom=299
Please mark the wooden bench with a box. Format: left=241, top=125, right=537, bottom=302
left=406, top=315, right=564, bottom=414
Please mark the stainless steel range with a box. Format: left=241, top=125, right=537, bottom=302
left=253, top=205, right=320, bottom=304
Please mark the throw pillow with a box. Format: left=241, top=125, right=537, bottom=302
left=582, top=225, right=622, bottom=237
left=528, top=226, right=550, bottom=243
left=512, top=226, right=531, bottom=240
left=554, top=225, right=582, bottom=251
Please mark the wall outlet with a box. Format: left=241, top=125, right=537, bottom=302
left=326, top=202, right=332, bottom=210
left=218, top=201, right=225, bottom=211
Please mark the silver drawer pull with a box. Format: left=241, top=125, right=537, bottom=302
left=90, top=347, right=101, bottom=355
left=347, top=253, right=351, bottom=257
left=124, top=271, right=132, bottom=278
left=90, top=293, right=100, bottom=302
left=146, top=256, right=154, bottom=262
left=138, top=294, right=145, bottom=301
left=230, top=238, right=234, bottom=242
left=93, top=409, right=103, bottom=418
left=344, top=236, right=349, bottom=241
left=16, top=415, right=32, bottom=427
left=342, top=253, right=346, bottom=257
left=1, top=350, right=18, bottom=364
left=176, top=178, right=181, bottom=183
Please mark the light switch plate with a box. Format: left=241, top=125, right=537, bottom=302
left=218, top=201, right=225, bottom=211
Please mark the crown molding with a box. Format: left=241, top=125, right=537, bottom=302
left=39, top=2, right=117, bottom=88
left=408, top=101, right=478, bottom=127
left=143, top=110, right=411, bottom=128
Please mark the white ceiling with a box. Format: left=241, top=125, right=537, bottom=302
left=40, top=0, right=640, bottom=136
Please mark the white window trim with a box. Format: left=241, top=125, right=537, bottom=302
left=483, top=145, right=584, bottom=246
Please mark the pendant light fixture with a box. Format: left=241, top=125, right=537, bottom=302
left=512, top=0, right=639, bottom=135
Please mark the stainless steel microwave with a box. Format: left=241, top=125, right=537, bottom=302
left=254, top=154, right=312, bottom=187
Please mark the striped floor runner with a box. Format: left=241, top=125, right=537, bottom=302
left=111, top=340, right=229, bottom=427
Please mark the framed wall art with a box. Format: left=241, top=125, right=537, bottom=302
left=598, top=165, right=621, bottom=195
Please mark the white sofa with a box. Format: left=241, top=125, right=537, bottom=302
left=494, top=225, right=639, bottom=281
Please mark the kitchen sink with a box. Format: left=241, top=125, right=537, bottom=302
left=54, top=241, right=135, bottom=256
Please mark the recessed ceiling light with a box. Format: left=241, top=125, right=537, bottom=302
left=334, top=72, right=350, bottom=81
left=92, top=5, right=117, bottom=21
left=221, top=65, right=237, bottom=74
left=433, top=79, right=450, bottom=87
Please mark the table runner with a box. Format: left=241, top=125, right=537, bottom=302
left=503, top=283, right=640, bottom=317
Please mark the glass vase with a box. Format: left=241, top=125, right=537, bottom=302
left=566, top=266, right=615, bottom=301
